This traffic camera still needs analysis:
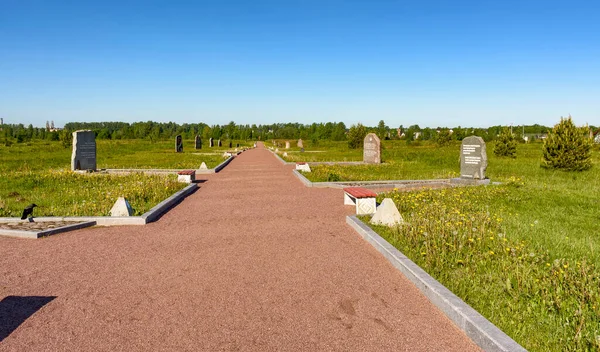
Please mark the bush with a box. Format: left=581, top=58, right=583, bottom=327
left=494, top=128, right=517, bottom=158
left=436, top=129, right=452, bottom=147
left=347, top=123, right=367, bottom=149
left=542, top=117, right=592, bottom=171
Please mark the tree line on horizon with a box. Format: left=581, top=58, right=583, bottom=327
left=1, top=119, right=592, bottom=147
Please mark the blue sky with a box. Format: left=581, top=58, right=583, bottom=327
left=1, top=0, right=598, bottom=128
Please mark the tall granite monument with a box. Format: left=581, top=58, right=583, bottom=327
left=195, top=135, right=202, bottom=149
left=460, top=136, right=487, bottom=180
left=71, top=130, right=96, bottom=171
left=363, top=133, right=381, bottom=164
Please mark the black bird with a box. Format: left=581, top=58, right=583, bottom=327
left=21, top=203, right=37, bottom=220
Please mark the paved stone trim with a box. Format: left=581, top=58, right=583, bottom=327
left=346, top=215, right=527, bottom=352
left=141, top=183, right=198, bottom=223
left=292, top=169, right=453, bottom=189
left=0, top=221, right=96, bottom=239
left=214, top=155, right=235, bottom=173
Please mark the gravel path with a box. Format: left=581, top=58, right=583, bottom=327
left=0, top=144, right=479, bottom=351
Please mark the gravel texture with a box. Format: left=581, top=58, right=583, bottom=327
left=0, top=143, right=480, bottom=351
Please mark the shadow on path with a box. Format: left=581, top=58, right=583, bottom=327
left=0, top=295, right=56, bottom=342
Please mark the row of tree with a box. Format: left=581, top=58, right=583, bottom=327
left=1, top=119, right=595, bottom=146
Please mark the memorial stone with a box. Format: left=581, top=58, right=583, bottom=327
left=175, top=135, right=183, bottom=152
left=285, top=141, right=290, bottom=149
left=209, top=138, right=214, bottom=147
left=460, top=136, right=487, bottom=180
left=297, top=139, right=303, bottom=148
left=71, top=130, right=96, bottom=171
left=195, top=135, right=202, bottom=149
left=363, top=133, right=381, bottom=164
left=218, top=139, right=222, bottom=147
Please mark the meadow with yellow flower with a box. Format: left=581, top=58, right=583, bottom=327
left=0, top=139, right=246, bottom=216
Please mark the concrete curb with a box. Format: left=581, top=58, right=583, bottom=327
left=214, top=155, right=235, bottom=172
left=346, top=215, right=527, bottom=352
left=0, top=183, right=198, bottom=232
left=105, top=156, right=236, bottom=176
left=292, top=169, right=453, bottom=189
left=0, top=221, right=97, bottom=239
left=141, top=183, right=198, bottom=223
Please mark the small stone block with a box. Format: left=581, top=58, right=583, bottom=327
left=296, top=163, right=311, bottom=172
left=110, top=197, right=133, bottom=217
left=177, top=170, right=196, bottom=183
left=370, top=198, right=403, bottom=227
left=199, top=162, right=208, bottom=169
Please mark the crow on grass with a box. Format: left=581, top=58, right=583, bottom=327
left=21, top=204, right=37, bottom=220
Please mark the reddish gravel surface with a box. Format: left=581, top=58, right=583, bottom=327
left=0, top=144, right=480, bottom=351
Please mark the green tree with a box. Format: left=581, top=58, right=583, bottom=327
left=494, top=128, right=517, bottom=158
left=347, top=123, right=367, bottom=149
left=436, top=129, right=452, bottom=146
left=377, top=120, right=387, bottom=140
left=542, top=116, right=592, bottom=171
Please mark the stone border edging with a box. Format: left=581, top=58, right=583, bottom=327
left=346, top=215, right=527, bottom=352
left=292, top=169, right=452, bottom=189
left=104, top=155, right=236, bottom=175
left=141, top=183, right=198, bottom=223
left=0, top=221, right=97, bottom=239
left=214, top=155, right=235, bottom=172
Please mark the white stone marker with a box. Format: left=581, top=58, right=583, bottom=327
left=199, top=162, right=208, bottom=169
left=370, top=198, right=403, bottom=227
left=110, top=197, right=133, bottom=216
left=295, top=163, right=311, bottom=172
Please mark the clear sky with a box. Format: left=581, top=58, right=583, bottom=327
left=1, top=0, right=599, bottom=128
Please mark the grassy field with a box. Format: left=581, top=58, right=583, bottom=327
left=0, top=139, right=251, bottom=217
left=328, top=141, right=600, bottom=350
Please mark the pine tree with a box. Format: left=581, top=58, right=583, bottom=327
left=542, top=116, right=592, bottom=171
left=494, top=128, right=517, bottom=158
left=347, top=123, right=367, bottom=149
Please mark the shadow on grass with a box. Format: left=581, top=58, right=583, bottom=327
left=0, top=295, right=56, bottom=342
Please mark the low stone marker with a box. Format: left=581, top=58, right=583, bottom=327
left=110, top=197, right=133, bottom=216
left=218, top=139, right=222, bottom=147
left=300, top=147, right=305, bottom=153
left=370, top=198, right=403, bottom=227
left=285, top=141, right=290, bottom=149
left=175, top=135, right=183, bottom=152
left=297, top=139, right=303, bottom=148
left=209, top=138, right=214, bottom=147
left=295, top=163, right=311, bottom=172
left=363, top=133, right=381, bottom=164
left=236, top=143, right=240, bottom=148
left=283, top=152, right=288, bottom=157
left=199, top=162, right=208, bottom=169
left=195, top=135, right=202, bottom=149
left=460, top=136, right=487, bottom=180
left=177, top=170, right=196, bottom=183
left=229, top=141, right=232, bottom=148
left=71, top=130, right=96, bottom=171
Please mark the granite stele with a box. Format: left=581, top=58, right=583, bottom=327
left=71, top=130, right=96, bottom=171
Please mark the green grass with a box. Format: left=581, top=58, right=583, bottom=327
left=333, top=141, right=600, bottom=351
left=0, top=139, right=251, bottom=217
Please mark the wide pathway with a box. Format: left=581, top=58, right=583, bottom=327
left=0, top=144, right=479, bottom=351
